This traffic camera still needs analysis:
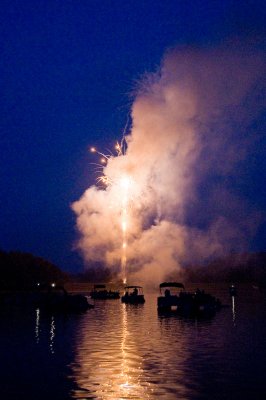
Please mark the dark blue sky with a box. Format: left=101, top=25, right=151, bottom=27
left=1, top=0, right=265, bottom=272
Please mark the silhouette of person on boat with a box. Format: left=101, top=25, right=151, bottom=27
left=121, top=286, right=145, bottom=304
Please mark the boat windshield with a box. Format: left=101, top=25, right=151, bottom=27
left=159, top=282, right=185, bottom=295
left=124, top=286, right=143, bottom=295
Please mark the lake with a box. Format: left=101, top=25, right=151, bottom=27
left=1, top=284, right=266, bottom=399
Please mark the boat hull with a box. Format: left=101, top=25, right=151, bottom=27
left=90, top=291, right=120, bottom=300
left=121, top=294, right=145, bottom=304
left=157, top=293, right=221, bottom=316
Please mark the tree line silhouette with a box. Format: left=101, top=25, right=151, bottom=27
left=0, top=250, right=68, bottom=290
left=182, top=252, right=266, bottom=285
left=1, top=249, right=265, bottom=290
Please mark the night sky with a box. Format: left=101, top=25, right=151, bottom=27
left=1, top=0, right=266, bottom=273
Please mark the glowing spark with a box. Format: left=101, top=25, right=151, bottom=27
left=96, top=175, right=109, bottom=186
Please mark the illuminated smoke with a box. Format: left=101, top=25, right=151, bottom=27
left=89, top=142, right=131, bottom=283
left=72, top=42, right=266, bottom=284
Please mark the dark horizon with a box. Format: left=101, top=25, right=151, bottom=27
left=1, top=248, right=266, bottom=289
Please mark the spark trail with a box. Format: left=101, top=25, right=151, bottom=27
left=90, top=139, right=130, bottom=284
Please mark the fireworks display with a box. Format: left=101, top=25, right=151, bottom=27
left=72, top=43, right=266, bottom=285
left=89, top=140, right=131, bottom=283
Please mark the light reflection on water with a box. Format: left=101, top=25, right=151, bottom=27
left=1, top=285, right=266, bottom=399
left=50, top=315, right=56, bottom=354
left=68, top=287, right=266, bottom=400
left=34, top=308, right=56, bottom=353
left=70, top=297, right=197, bottom=399
left=71, top=302, right=155, bottom=399
left=232, top=296, right=236, bottom=325
left=35, top=308, right=40, bottom=343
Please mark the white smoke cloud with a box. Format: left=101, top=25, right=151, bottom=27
left=72, top=41, right=266, bottom=284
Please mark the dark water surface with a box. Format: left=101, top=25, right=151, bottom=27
left=1, top=284, right=266, bottom=399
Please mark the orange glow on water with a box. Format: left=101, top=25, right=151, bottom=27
left=70, top=303, right=156, bottom=399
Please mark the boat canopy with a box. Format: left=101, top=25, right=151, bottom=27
left=93, top=284, right=106, bottom=289
left=159, top=282, right=185, bottom=289
left=124, top=286, right=143, bottom=289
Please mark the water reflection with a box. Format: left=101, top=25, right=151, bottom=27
left=50, top=316, right=56, bottom=354
left=120, top=304, right=155, bottom=398
left=35, top=308, right=40, bottom=344
left=32, top=295, right=226, bottom=399
left=34, top=308, right=57, bottom=353
left=156, top=314, right=197, bottom=399
left=71, top=302, right=155, bottom=399
left=2, top=287, right=266, bottom=400
left=231, top=296, right=236, bottom=325
left=70, top=298, right=200, bottom=399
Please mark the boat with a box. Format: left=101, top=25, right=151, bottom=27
left=35, top=283, right=94, bottom=312
left=90, top=284, right=120, bottom=300
left=157, top=282, right=221, bottom=316
left=121, top=286, right=145, bottom=304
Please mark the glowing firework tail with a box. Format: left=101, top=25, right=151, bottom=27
left=120, top=177, right=130, bottom=284
left=90, top=141, right=129, bottom=284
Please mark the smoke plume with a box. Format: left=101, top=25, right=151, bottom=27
left=72, top=42, right=266, bottom=284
